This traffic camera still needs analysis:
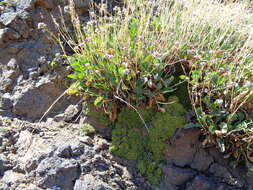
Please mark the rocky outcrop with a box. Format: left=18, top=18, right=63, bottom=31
left=0, top=0, right=84, bottom=120
left=161, top=128, right=252, bottom=190
left=0, top=117, right=149, bottom=190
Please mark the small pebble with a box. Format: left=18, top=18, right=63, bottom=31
left=79, top=136, right=93, bottom=145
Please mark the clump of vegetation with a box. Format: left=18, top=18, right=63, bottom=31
left=80, top=123, right=96, bottom=136
left=109, top=124, right=145, bottom=160
left=182, top=1, right=253, bottom=172
left=117, top=107, right=154, bottom=129
left=59, top=0, right=185, bottom=121
left=149, top=97, right=186, bottom=161
left=55, top=0, right=253, bottom=183
left=84, top=103, right=112, bottom=126
left=109, top=97, right=186, bottom=184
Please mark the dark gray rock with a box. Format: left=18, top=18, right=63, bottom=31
left=36, top=157, right=80, bottom=189
left=74, top=174, right=113, bottom=190
left=55, top=144, right=72, bottom=158
left=0, top=109, right=14, bottom=117
left=159, top=182, right=178, bottom=190
left=80, top=145, right=96, bottom=162
left=81, top=154, right=110, bottom=174
left=16, top=41, right=45, bottom=71
left=186, top=176, right=216, bottom=190
left=162, top=164, right=196, bottom=186
left=208, top=163, right=240, bottom=186
left=0, top=0, right=80, bottom=121
left=70, top=142, right=85, bottom=157
left=190, top=148, right=214, bottom=171
left=216, top=184, right=238, bottom=190
left=0, top=95, right=12, bottom=110
left=0, top=154, right=12, bottom=171
left=208, top=147, right=228, bottom=166
left=209, top=163, right=232, bottom=179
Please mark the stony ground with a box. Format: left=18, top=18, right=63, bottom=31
left=0, top=116, right=152, bottom=190
left=1, top=113, right=251, bottom=190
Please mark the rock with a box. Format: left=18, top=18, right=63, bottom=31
left=7, top=58, right=19, bottom=70
left=4, top=42, right=26, bottom=54
left=0, top=94, right=12, bottom=110
left=0, top=28, right=21, bottom=47
left=159, top=183, right=178, bottom=190
left=36, top=157, right=80, bottom=189
left=0, top=0, right=79, bottom=121
left=29, top=71, right=39, bottom=79
left=91, top=154, right=110, bottom=172
left=74, top=174, right=113, bottom=190
left=162, top=164, right=196, bottom=186
left=186, top=176, right=216, bottom=190
left=15, top=130, right=55, bottom=173
left=2, top=69, right=20, bottom=89
left=94, top=137, right=109, bottom=152
left=0, top=109, right=14, bottom=117
left=80, top=145, right=96, bottom=162
left=54, top=104, right=80, bottom=122
left=209, top=163, right=232, bottom=178
left=216, top=184, right=238, bottom=190
left=186, top=175, right=238, bottom=190
left=55, top=144, right=72, bottom=158
left=167, top=128, right=201, bottom=167
left=55, top=141, right=85, bottom=158
left=79, top=136, right=93, bottom=145
left=190, top=148, right=214, bottom=171
left=0, top=154, right=12, bottom=171
left=208, top=147, right=228, bottom=166
left=16, top=0, right=35, bottom=10
left=0, top=171, right=27, bottom=187
left=70, top=141, right=85, bottom=157
left=12, top=82, right=64, bottom=119
left=208, top=163, right=237, bottom=186
left=0, top=10, right=19, bottom=26
left=15, top=130, right=33, bottom=152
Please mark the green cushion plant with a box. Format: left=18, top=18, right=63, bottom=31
left=109, top=97, right=186, bottom=184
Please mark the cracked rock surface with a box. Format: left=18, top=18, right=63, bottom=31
left=0, top=117, right=150, bottom=190
left=163, top=128, right=252, bottom=190
left=0, top=0, right=81, bottom=120
left=1, top=118, right=252, bottom=190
